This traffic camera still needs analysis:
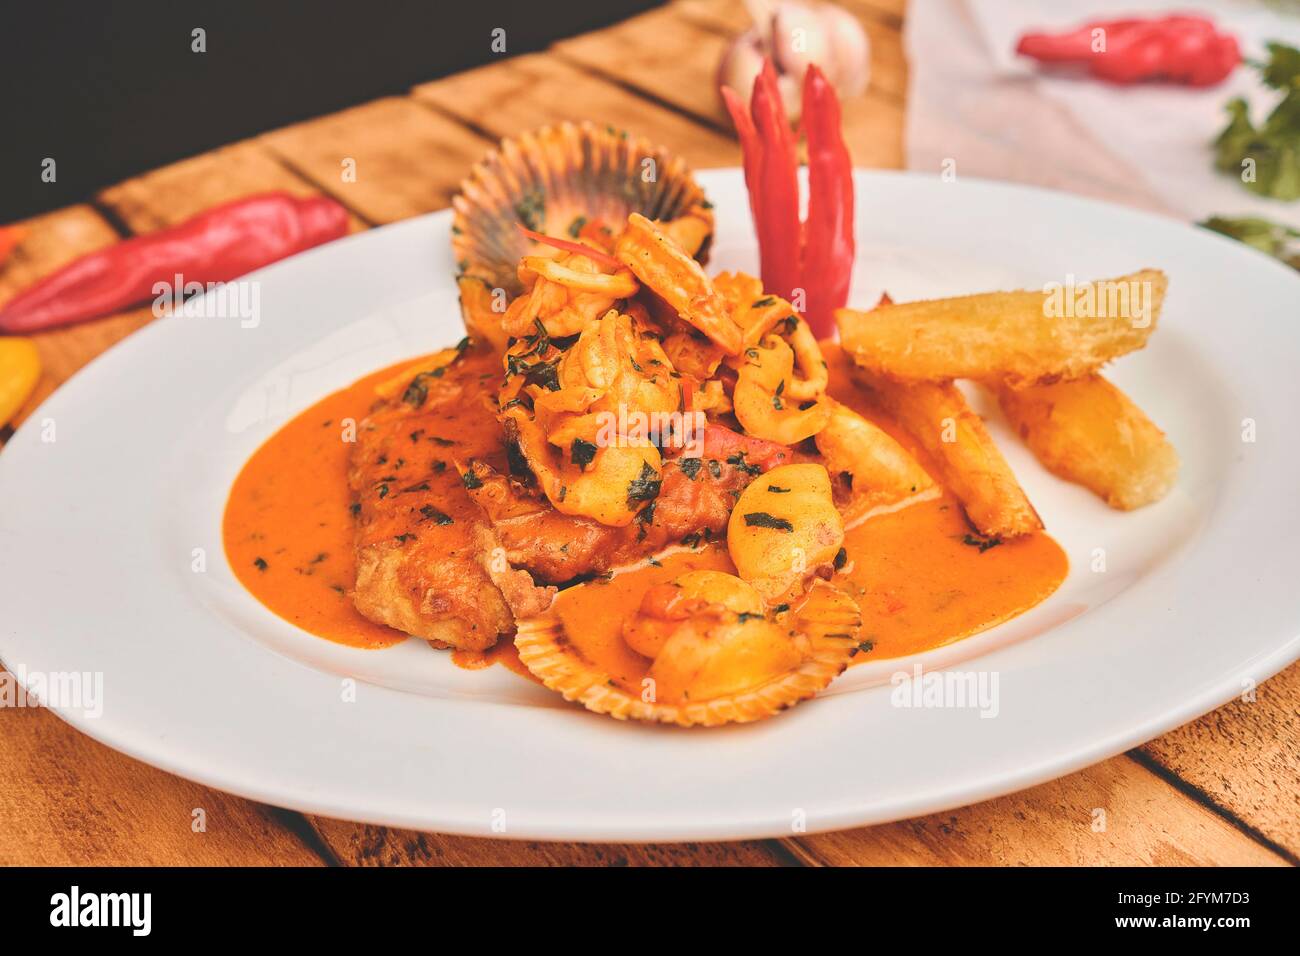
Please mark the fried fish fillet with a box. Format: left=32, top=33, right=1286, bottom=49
left=459, top=448, right=787, bottom=585
left=348, top=346, right=553, bottom=650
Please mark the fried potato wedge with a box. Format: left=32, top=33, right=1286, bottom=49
left=837, top=270, right=1166, bottom=387
left=993, top=374, right=1179, bottom=510
left=852, top=367, right=1042, bottom=539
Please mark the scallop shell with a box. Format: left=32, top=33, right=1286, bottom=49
left=452, top=121, right=714, bottom=297
left=514, top=580, right=861, bottom=728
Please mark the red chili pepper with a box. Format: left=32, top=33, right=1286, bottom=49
left=0, top=192, right=347, bottom=334
left=1016, top=15, right=1240, bottom=87
left=749, top=59, right=803, bottom=302
left=723, top=59, right=858, bottom=340
left=517, top=224, right=625, bottom=272
left=800, top=65, right=855, bottom=340
left=721, top=84, right=764, bottom=247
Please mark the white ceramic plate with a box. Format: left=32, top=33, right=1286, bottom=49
left=2, top=170, right=1297, bottom=842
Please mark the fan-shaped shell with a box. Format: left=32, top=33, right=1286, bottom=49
left=514, top=579, right=861, bottom=727
left=452, top=121, right=714, bottom=297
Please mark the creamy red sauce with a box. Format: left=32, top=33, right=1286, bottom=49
left=224, top=347, right=1067, bottom=669
left=224, top=363, right=410, bottom=650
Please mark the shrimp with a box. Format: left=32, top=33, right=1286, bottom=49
left=501, top=250, right=638, bottom=338
left=615, top=213, right=742, bottom=355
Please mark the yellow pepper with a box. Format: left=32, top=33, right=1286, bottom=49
left=0, top=337, right=41, bottom=428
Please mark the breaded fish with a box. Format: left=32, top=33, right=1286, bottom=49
left=348, top=345, right=553, bottom=650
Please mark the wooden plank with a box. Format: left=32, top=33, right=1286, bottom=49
left=413, top=53, right=740, bottom=171
left=1139, top=661, right=1300, bottom=858
left=0, top=696, right=324, bottom=865
left=261, top=97, right=494, bottom=223
left=555, top=4, right=734, bottom=126
left=98, top=139, right=368, bottom=233
left=308, top=817, right=791, bottom=866
left=555, top=1, right=903, bottom=168
left=785, top=755, right=1288, bottom=866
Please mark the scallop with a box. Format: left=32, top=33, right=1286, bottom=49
left=452, top=121, right=714, bottom=297
left=514, top=574, right=860, bottom=727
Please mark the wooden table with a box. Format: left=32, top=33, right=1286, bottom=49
left=1, top=0, right=1295, bottom=867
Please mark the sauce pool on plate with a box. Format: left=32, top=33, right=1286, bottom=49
left=224, top=351, right=1067, bottom=670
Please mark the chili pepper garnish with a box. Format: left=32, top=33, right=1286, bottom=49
left=801, top=64, right=855, bottom=341
left=0, top=226, right=27, bottom=269
left=720, top=85, right=763, bottom=244
left=0, top=192, right=348, bottom=334
left=516, top=224, right=625, bottom=272
left=1016, top=15, right=1240, bottom=87
left=749, top=59, right=803, bottom=303
left=722, top=58, right=857, bottom=338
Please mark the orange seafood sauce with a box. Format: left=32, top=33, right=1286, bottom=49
left=224, top=347, right=1067, bottom=671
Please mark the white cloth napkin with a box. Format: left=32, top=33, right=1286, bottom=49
left=907, top=0, right=1300, bottom=227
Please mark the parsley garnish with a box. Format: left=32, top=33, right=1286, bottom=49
left=743, top=512, right=794, bottom=532
left=626, top=462, right=662, bottom=505
left=571, top=438, right=597, bottom=470
left=962, top=533, right=1002, bottom=553
left=420, top=505, right=454, bottom=525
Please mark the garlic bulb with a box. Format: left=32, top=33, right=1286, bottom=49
left=718, top=0, right=871, bottom=123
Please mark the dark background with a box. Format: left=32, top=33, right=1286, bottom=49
left=0, top=0, right=659, bottom=221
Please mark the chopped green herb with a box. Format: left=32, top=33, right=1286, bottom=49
left=461, top=470, right=484, bottom=490
left=962, top=533, right=1002, bottom=553
left=420, top=505, right=454, bottom=526
left=253, top=557, right=268, bottom=571
left=626, top=462, right=662, bottom=505
left=767, top=484, right=791, bottom=493
left=726, top=452, right=761, bottom=476
left=743, top=512, right=794, bottom=532
left=678, top=456, right=703, bottom=480
left=571, top=438, right=598, bottom=470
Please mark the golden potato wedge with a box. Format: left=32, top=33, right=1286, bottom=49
left=837, top=270, right=1166, bottom=388
left=994, top=374, right=1178, bottom=510
left=851, top=367, right=1042, bottom=539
